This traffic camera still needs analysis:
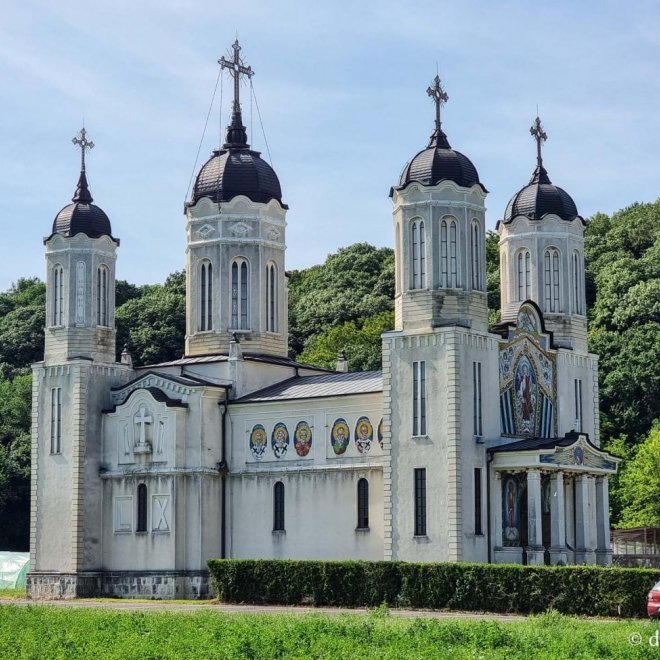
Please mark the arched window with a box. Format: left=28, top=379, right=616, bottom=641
left=543, top=248, right=561, bottom=312
left=97, top=265, right=109, bottom=327
left=573, top=251, right=583, bottom=315
left=231, top=259, right=249, bottom=330
left=52, top=264, right=64, bottom=326
left=410, top=220, right=425, bottom=289
left=199, top=261, right=213, bottom=331
left=357, top=478, right=369, bottom=529
left=440, top=218, right=459, bottom=288
left=273, top=481, right=285, bottom=531
left=395, top=223, right=402, bottom=295
left=137, top=483, right=148, bottom=532
left=517, top=250, right=531, bottom=301
left=266, top=263, right=277, bottom=332
left=470, top=221, right=481, bottom=290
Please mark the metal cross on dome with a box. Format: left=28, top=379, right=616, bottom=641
left=72, top=127, right=94, bottom=172
left=219, top=39, right=254, bottom=114
left=530, top=116, right=547, bottom=169
left=427, top=75, right=449, bottom=130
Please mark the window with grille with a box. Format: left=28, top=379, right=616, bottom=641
left=266, top=263, right=277, bottom=332
left=543, top=248, right=561, bottom=312
left=410, top=220, right=426, bottom=289
left=97, top=265, right=109, bottom=326
left=517, top=250, right=531, bottom=301
left=474, top=467, right=483, bottom=535
left=357, top=478, right=369, bottom=529
left=231, top=259, right=249, bottom=329
left=414, top=468, right=427, bottom=536
left=412, top=361, right=427, bottom=436
left=50, top=387, right=62, bottom=454
left=199, top=261, right=213, bottom=331
left=53, top=265, right=64, bottom=326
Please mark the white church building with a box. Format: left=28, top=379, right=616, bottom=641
left=28, top=42, right=620, bottom=599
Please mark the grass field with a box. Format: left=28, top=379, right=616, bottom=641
left=0, top=605, right=658, bottom=659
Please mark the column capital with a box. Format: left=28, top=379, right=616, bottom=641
left=526, top=468, right=542, bottom=480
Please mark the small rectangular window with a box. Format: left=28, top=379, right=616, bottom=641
left=474, top=467, right=483, bottom=535
left=50, top=387, right=62, bottom=454
left=273, top=481, right=285, bottom=531
left=473, top=361, right=482, bottom=437
left=412, top=361, right=426, bottom=436
left=357, top=478, right=369, bottom=529
left=136, top=483, right=148, bottom=532
left=414, top=468, right=427, bottom=536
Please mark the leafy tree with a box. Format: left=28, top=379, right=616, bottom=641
left=115, top=273, right=186, bottom=366
left=616, top=427, right=660, bottom=528
left=299, top=311, right=394, bottom=372
left=288, top=243, right=394, bottom=357
left=485, top=230, right=501, bottom=325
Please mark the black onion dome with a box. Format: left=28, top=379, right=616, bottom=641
left=51, top=171, right=114, bottom=240
left=191, top=111, right=286, bottom=208
left=503, top=165, right=579, bottom=223
left=396, top=125, right=485, bottom=193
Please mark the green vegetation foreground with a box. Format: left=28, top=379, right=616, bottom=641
left=0, top=606, right=657, bottom=659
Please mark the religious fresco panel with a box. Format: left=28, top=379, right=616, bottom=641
left=499, top=304, right=557, bottom=438
left=330, top=418, right=350, bottom=456
left=293, top=421, right=313, bottom=457
left=271, top=422, right=289, bottom=459
left=502, top=474, right=523, bottom=547
left=249, top=424, right=268, bottom=460
left=354, top=416, right=373, bottom=454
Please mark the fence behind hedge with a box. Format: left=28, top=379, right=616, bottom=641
left=207, top=559, right=660, bottom=618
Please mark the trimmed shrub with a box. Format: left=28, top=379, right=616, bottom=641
left=207, top=559, right=660, bottom=617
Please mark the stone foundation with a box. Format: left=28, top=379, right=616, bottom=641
left=28, top=570, right=211, bottom=600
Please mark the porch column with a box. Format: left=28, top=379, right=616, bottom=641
left=574, top=474, right=596, bottom=564
left=549, top=471, right=568, bottom=565
left=595, top=476, right=613, bottom=566
left=493, top=471, right=503, bottom=549
left=526, top=469, right=544, bottom=565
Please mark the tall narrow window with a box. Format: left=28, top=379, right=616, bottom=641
left=357, top=478, right=369, bottom=529
left=543, top=248, right=561, bottom=312
left=471, top=221, right=481, bottom=290
left=501, top=253, right=508, bottom=304
left=473, top=361, right=483, bottom=437
left=273, top=481, right=285, bottom=531
left=573, top=251, right=583, bottom=314
left=50, top=387, right=62, bottom=454
left=412, top=361, right=427, bottom=436
left=199, top=261, right=213, bottom=331
left=137, top=483, right=148, bottom=532
left=574, top=379, right=583, bottom=432
left=266, top=263, right=277, bottom=332
left=53, top=265, right=64, bottom=326
left=231, top=259, right=249, bottom=330
left=440, top=218, right=459, bottom=287
left=97, top=265, right=109, bottom=326
left=410, top=220, right=425, bottom=289
left=414, top=468, right=427, bottom=536
left=474, top=468, right=483, bottom=535
left=517, top=250, right=531, bottom=301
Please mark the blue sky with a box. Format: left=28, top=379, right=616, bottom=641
left=1, top=0, right=659, bottom=291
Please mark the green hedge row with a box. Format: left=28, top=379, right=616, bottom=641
left=207, top=559, right=660, bottom=618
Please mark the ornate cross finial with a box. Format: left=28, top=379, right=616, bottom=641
left=72, top=127, right=94, bottom=172
left=427, top=75, right=449, bottom=131
left=219, top=39, right=254, bottom=114
left=530, top=116, right=547, bottom=170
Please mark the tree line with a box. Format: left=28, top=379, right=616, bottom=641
left=1, top=202, right=659, bottom=548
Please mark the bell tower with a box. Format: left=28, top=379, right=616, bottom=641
left=498, top=117, right=587, bottom=351
left=184, top=40, right=288, bottom=358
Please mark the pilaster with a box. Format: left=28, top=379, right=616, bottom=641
left=574, top=474, right=596, bottom=564
left=549, top=471, right=568, bottom=565
left=525, top=469, right=544, bottom=565
left=445, top=334, right=462, bottom=561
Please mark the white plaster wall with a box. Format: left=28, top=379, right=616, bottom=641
left=228, top=393, right=384, bottom=560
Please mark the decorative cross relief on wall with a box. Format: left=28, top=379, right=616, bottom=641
left=228, top=221, right=250, bottom=237
left=152, top=495, right=170, bottom=532
left=75, top=261, right=85, bottom=325
left=133, top=406, right=153, bottom=454
left=267, top=228, right=281, bottom=241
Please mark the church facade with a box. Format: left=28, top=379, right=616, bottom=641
left=28, top=43, right=619, bottom=599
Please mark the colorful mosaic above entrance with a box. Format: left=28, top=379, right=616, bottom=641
left=500, top=303, right=556, bottom=437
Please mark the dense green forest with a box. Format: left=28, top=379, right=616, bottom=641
left=1, top=202, right=659, bottom=549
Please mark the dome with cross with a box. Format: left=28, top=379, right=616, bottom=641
left=503, top=117, right=580, bottom=223
left=395, top=75, right=485, bottom=194
left=190, top=41, right=286, bottom=209
left=50, top=128, right=114, bottom=241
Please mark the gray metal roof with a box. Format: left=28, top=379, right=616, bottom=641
left=234, top=371, right=383, bottom=403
